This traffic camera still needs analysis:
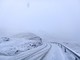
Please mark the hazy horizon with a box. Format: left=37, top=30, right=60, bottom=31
left=0, top=0, right=80, bottom=42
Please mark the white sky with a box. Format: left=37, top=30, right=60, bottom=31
left=0, top=0, right=80, bottom=41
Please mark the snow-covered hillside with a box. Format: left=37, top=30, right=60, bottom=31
left=11, top=33, right=42, bottom=44
left=0, top=33, right=42, bottom=56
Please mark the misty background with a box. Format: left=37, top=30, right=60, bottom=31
left=0, top=0, right=80, bottom=42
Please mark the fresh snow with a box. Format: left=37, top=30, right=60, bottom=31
left=0, top=37, right=42, bottom=56
left=0, top=33, right=79, bottom=60
left=0, top=42, right=76, bottom=60
left=62, top=42, right=80, bottom=56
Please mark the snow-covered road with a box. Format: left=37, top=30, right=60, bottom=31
left=43, top=44, right=67, bottom=60
left=0, top=43, right=79, bottom=60
left=26, top=43, right=74, bottom=60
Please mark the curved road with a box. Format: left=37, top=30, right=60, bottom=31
left=0, top=43, right=76, bottom=60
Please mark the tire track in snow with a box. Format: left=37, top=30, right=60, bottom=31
left=10, top=43, right=47, bottom=60
left=6, top=43, right=76, bottom=60
left=27, top=43, right=52, bottom=60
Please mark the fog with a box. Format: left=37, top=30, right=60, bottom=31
left=0, top=0, right=80, bottom=42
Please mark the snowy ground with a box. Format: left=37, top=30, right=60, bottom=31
left=0, top=42, right=78, bottom=60
left=0, top=33, right=42, bottom=56
left=0, top=38, right=42, bottom=56
left=48, top=39, right=80, bottom=56
left=62, top=42, right=80, bottom=56
left=0, top=33, right=79, bottom=60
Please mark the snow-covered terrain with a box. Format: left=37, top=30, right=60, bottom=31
left=0, top=34, right=80, bottom=60
left=61, top=42, right=80, bottom=56
left=0, top=33, right=80, bottom=60
left=0, top=33, right=42, bottom=57
left=11, top=33, right=42, bottom=40
left=0, top=42, right=79, bottom=60
left=11, top=33, right=42, bottom=44
left=0, top=0, right=80, bottom=59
